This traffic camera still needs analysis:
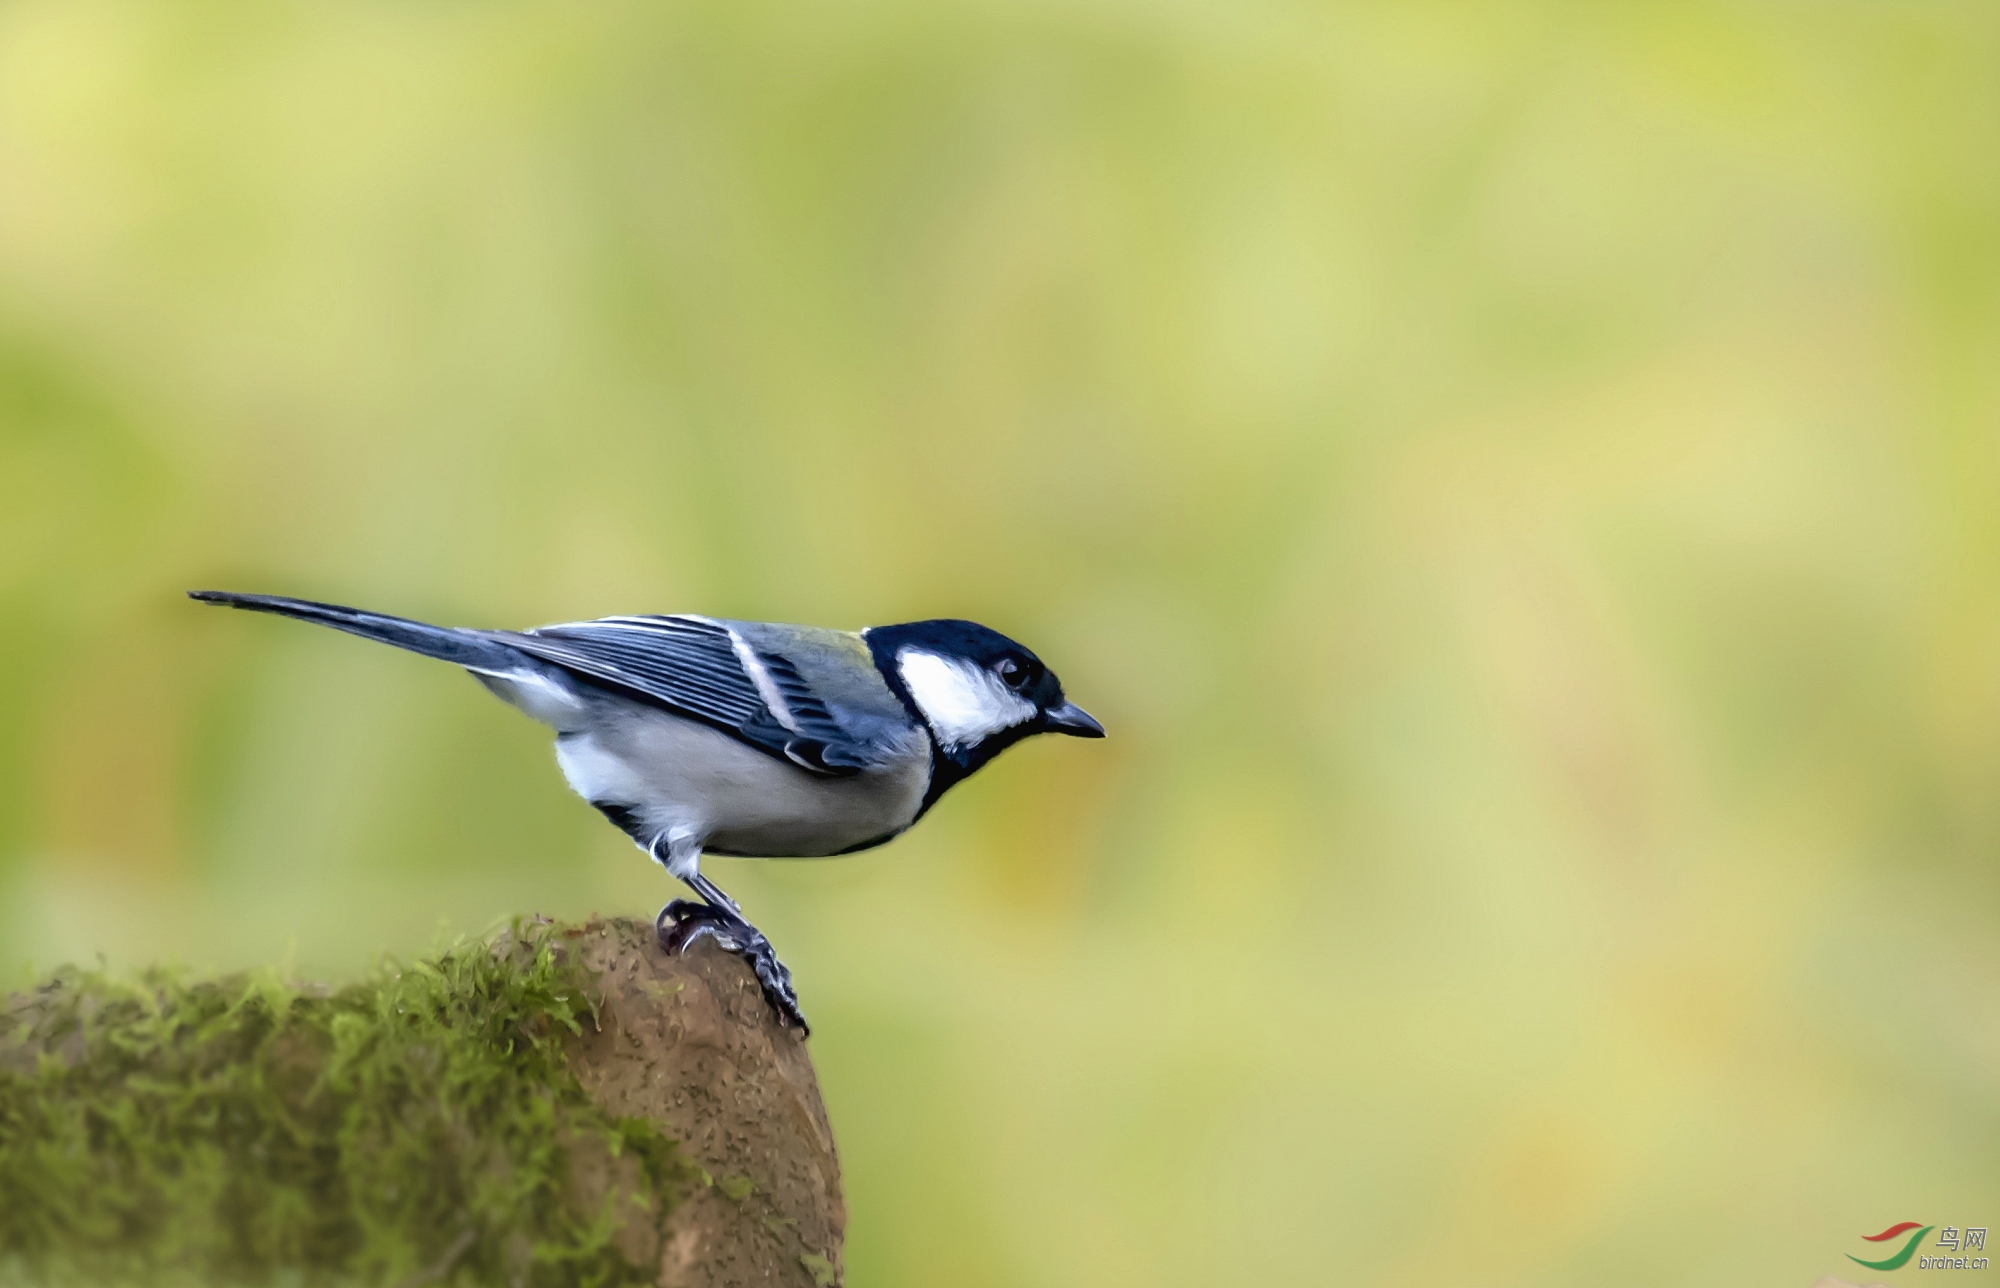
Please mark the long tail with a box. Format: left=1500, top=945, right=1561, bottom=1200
left=188, top=590, right=529, bottom=672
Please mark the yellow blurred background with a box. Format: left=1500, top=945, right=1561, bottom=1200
left=3, top=2, right=1997, bottom=1283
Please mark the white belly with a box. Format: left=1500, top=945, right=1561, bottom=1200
left=554, top=705, right=931, bottom=858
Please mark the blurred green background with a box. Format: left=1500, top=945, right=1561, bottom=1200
left=2, top=2, right=1997, bottom=1284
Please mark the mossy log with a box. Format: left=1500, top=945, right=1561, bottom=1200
left=0, top=917, right=844, bottom=1288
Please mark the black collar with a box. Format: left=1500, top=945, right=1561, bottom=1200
left=864, top=629, right=1042, bottom=819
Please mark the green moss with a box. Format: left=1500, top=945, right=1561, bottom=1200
left=0, top=919, right=692, bottom=1287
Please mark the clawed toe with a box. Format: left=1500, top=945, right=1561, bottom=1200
left=654, top=901, right=810, bottom=1036
left=656, top=899, right=725, bottom=954
left=742, top=942, right=808, bottom=1035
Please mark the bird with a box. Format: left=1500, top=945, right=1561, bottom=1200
left=188, top=591, right=1105, bottom=1033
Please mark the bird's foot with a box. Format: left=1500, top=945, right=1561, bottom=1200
left=656, top=900, right=809, bottom=1035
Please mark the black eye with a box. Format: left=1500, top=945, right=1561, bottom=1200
left=997, top=659, right=1028, bottom=689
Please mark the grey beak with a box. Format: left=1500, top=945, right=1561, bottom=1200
left=1042, top=700, right=1105, bottom=738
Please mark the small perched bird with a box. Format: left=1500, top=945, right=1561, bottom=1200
left=189, top=591, right=1104, bottom=1032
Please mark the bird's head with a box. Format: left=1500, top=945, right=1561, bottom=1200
left=863, top=619, right=1103, bottom=772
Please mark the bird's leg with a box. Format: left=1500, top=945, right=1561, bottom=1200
left=652, top=846, right=807, bottom=1034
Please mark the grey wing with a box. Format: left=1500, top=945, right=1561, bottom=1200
left=489, top=615, right=877, bottom=775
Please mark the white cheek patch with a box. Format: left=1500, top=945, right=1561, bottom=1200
left=897, top=649, right=1036, bottom=752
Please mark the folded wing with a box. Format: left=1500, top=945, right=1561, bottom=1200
left=493, top=615, right=877, bottom=774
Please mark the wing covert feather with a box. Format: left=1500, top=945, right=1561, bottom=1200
left=491, top=615, right=887, bottom=774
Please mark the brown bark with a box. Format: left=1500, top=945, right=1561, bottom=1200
left=552, top=917, right=846, bottom=1288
